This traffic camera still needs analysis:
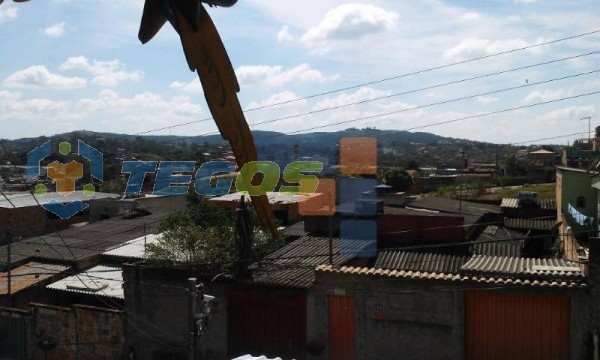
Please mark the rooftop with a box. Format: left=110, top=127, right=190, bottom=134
left=408, top=197, right=501, bottom=216
left=209, top=192, right=312, bottom=205
left=504, top=217, right=560, bottom=231
left=0, top=191, right=119, bottom=209
left=471, top=226, right=525, bottom=257
left=47, top=265, right=123, bottom=299
left=0, top=262, right=69, bottom=295
left=103, top=233, right=162, bottom=260
left=500, top=198, right=557, bottom=210
left=461, top=255, right=584, bottom=280
left=374, top=250, right=468, bottom=274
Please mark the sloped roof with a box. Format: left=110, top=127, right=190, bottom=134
left=250, top=235, right=356, bottom=289
left=281, top=222, right=306, bottom=238
left=471, top=226, right=525, bottom=257
left=374, top=250, right=468, bottom=274
left=460, top=255, right=583, bottom=279
left=504, top=217, right=560, bottom=231
left=501, top=198, right=557, bottom=210
left=0, top=262, right=69, bottom=295
left=408, top=197, right=501, bottom=216
left=47, top=265, right=123, bottom=299
left=103, top=233, right=161, bottom=259
left=0, top=191, right=119, bottom=209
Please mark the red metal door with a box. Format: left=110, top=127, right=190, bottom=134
left=329, top=295, right=356, bottom=360
left=465, top=290, right=570, bottom=360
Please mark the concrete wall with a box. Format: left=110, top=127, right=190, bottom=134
left=122, top=264, right=229, bottom=360
left=0, top=303, right=125, bottom=360
left=559, top=168, right=597, bottom=235
left=308, top=271, right=591, bottom=360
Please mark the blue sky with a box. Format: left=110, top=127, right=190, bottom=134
left=0, top=0, right=598, bottom=144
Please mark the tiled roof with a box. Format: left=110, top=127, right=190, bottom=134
left=460, top=255, right=584, bottom=279
left=374, top=250, right=468, bottom=274
left=315, top=265, right=586, bottom=289
left=471, top=226, right=525, bottom=257
left=250, top=235, right=355, bottom=289
left=501, top=198, right=557, bottom=210
left=103, top=233, right=161, bottom=259
left=504, top=217, right=559, bottom=231
left=0, top=262, right=69, bottom=295
left=0, top=191, right=119, bottom=209
left=47, top=265, right=123, bottom=299
left=408, top=197, right=501, bottom=216
left=281, top=222, right=306, bottom=238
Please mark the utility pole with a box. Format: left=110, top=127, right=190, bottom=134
left=5, top=228, right=12, bottom=307
left=188, top=278, right=197, bottom=360
left=581, top=116, right=592, bottom=149
left=458, top=149, right=465, bottom=215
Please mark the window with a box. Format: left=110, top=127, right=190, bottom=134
left=576, top=196, right=586, bottom=208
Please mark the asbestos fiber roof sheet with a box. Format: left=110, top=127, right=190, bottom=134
left=504, top=217, right=559, bottom=231
left=460, top=255, right=584, bottom=279
left=281, top=222, right=306, bottom=238
left=209, top=192, right=312, bottom=205
left=374, top=250, right=468, bottom=274
left=250, top=235, right=355, bottom=288
left=316, top=265, right=586, bottom=289
left=0, top=212, right=168, bottom=265
left=0, top=262, right=69, bottom=295
left=471, top=226, right=525, bottom=257
left=103, top=233, right=161, bottom=259
left=0, top=191, right=119, bottom=209
left=47, top=265, right=123, bottom=299
left=501, top=198, right=557, bottom=210
left=408, top=197, right=501, bottom=216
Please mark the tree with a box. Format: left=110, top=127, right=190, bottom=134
left=147, top=200, right=283, bottom=271
left=383, top=166, right=413, bottom=191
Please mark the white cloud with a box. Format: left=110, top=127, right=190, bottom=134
left=235, top=63, right=336, bottom=87
left=443, top=37, right=549, bottom=59
left=43, top=22, right=66, bottom=38
left=59, top=56, right=144, bottom=87
left=522, top=89, right=573, bottom=103
left=248, top=91, right=307, bottom=109
left=459, top=12, right=481, bottom=22
left=313, top=87, right=391, bottom=111
left=514, top=0, right=537, bottom=3
left=3, top=66, right=87, bottom=90
left=169, top=79, right=202, bottom=94
left=277, top=25, right=295, bottom=43
left=300, top=3, right=398, bottom=52
left=476, top=95, right=499, bottom=104
left=0, top=7, right=17, bottom=23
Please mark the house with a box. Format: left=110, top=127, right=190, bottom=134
left=0, top=262, right=69, bottom=308
left=0, top=191, right=120, bottom=239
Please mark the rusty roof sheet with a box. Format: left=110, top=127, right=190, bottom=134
left=504, top=217, right=559, bottom=231
left=501, top=198, right=557, bottom=210
left=0, top=262, right=69, bottom=295
left=315, top=265, right=587, bottom=289
left=408, top=197, right=501, bottom=216
left=374, top=250, right=468, bottom=274
left=460, top=255, right=584, bottom=279
left=250, top=235, right=355, bottom=288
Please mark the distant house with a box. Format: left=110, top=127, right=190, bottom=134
left=528, top=149, right=556, bottom=167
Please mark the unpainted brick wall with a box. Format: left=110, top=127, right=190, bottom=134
left=30, top=303, right=125, bottom=360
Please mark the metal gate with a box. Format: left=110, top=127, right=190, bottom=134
left=228, top=288, right=307, bottom=359
left=328, top=295, right=356, bottom=360
left=465, top=290, right=570, bottom=360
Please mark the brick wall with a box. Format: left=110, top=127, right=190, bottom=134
left=0, top=303, right=125, bottom=360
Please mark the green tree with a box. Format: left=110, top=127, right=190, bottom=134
left=383, top=166, right=413, bottom=191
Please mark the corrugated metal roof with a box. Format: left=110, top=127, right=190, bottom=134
left=250, top=235, right=355, bottom=288
left=408, top=197, right=501, bottom=216
left=47, top=265, right=123, bottom=299
left=374, top=250, right=468, bottom=274
left=209, top=192, right=312, bottom=205
left=316, top=265, right=587, bottom=289
left=281, top=222, right=306, bottom=238
left=103, top=233, right=162, bottom=259
left=460, top=255, right=584, bottom=279
left=504, top=217, right=559, bottom=231
left=471, top=226, right=524, bottom=257
left=0, top=262, right=69, bottom=295
left=0, top=191, right=119, bottom=209
left=501, top=198, right=557, bottom=210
